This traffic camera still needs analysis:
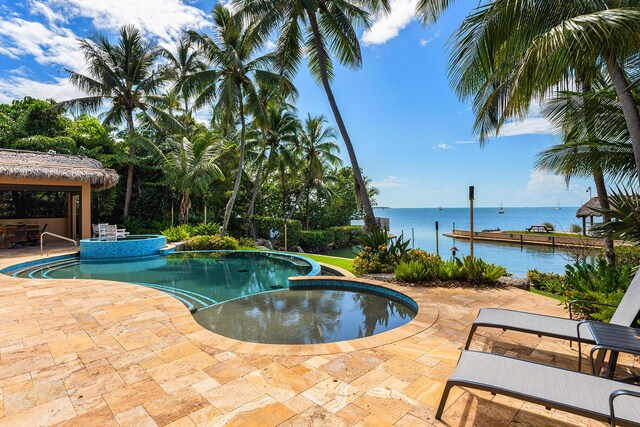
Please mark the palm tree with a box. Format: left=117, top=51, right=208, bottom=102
left=246, top=102, right=299, bottom=235
left=287, top=114, right=342, bottom=222
left=185, top=4, right=296, bottom=237
left=143, top=128, right=224, bottom=223
left=536, top=87, right=630, bottom=263
left=235, top=0, right=390, bottom=230
left=161, top=38, right=207, bottom=124
left=60, top=25, right=166, bottom=218
left=416, top=0, right=640, bottom=181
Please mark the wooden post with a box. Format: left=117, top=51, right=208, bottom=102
left=582, top=217, right=586, bottom=236
left=435, top=222, right=439, bottom=256
left=284, top=220, right=288, bottom=252
left=204, top=205, right=207, bottom=224
left=171, top=203, right=174, bottom=226
left=469, top=186, right=474, bottom=260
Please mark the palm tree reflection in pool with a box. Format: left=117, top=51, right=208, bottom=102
left=193, top=288, right=416, bottom=344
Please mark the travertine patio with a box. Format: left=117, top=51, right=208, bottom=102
left=0, top=248, right=637, bottom=426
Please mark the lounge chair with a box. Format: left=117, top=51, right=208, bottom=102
left=436, top=350, right=640, bottom=426
left=464, top=269, right=640, bottom=352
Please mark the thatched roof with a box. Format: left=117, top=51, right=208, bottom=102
left=576, top=197, right=603, bottom=218
left=0, top=149, right=119, bottom=191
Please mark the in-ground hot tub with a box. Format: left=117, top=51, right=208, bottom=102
left=79, top=235, right=167, bottom=259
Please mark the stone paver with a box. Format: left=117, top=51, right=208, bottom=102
left=0, top=247, right=638, bottom=426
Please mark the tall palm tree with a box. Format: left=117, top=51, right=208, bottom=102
left=247, top=103, right=299, bottom=218
left=287, top=114, right=342, bottom=222
left=161, top=38, right=207, bottom=124
left=60, top=25, right=166, bottom=218
left=185, top=4, right=296, bottom=237
left=417, top=0, right=640, bottom=181
left=236, top=0, right=390, bottom=230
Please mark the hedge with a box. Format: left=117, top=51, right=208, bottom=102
left=329, top=225, right=364, bottom=247
left=181, top=235, right=238, bottom=251
left=252, top=216, right=302, bottom=248
left=299, top=230, right=334, bottom=252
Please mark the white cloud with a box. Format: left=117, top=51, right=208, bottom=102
left=497, top=117, right=557, bottom=138
left=362, top=0, right=418, bottom=46
left=0, top=18, right=86, bottom=71
left=370, top=176, right=407, bottom=188
left=49, top=0, right=209, bottom=42
left=419, top=29, right=441, bottom=47
left=455, top=140, right=477, bottom=145
left=435, top=143, right=455, bottom=150
left=0, top=75, right=84, bottom=104
left=28, top=0, right=66, bottom=24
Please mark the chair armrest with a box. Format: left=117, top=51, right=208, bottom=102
left=609, top=389, right=640, bottom=426
left=568, top=300, right=618, bottom=320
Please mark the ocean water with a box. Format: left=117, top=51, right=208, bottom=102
left=352, top=207, right=598, bottom=277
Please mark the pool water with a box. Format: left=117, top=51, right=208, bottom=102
left=14, top=252, right=316, bottom=311
left=193, top=288, right=417, bottom=344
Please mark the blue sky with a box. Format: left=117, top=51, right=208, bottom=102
left=0, top=0, right=593, bottom=208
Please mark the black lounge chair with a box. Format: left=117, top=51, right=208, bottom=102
left=437, top=351, right=640, bottom=426
left=464, top=268, right=640, bottom=352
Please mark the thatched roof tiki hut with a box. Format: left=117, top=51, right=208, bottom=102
left=0, top=149, right=118, bottom=243
left=576, top=197, right=603, bottom=236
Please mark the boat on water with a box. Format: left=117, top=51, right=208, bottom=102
left=555, top=200, right=561, bottom=210
left=438, top=206, right=443, bottom=211
left=498, top=202, right=505, bottom=214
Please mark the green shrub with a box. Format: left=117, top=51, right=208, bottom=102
left=330, top=225, right=364, bottom=246
left=238, top=237, right=255, bottom=248
left=252, top=216, right=302, bottom=248
left=353, top=246, right=395, bottom=275
left=569, top=224, right=582, bottom=233
left=613, top=246, right=640, bottom=270
left=563, top=259, right=632, bottom=322
left=299, top=230, right=334, bottom=251
left=440, top=258, right=466, bottom=280
left=182, top=235, right=239, bottom=251
left=542, top=222, right=555, bottom=231
left=458, top=257, right=506, bottom=284
left=527, top=269, right=566, bottom=293
left=395, top=260, right=437, bottom=283
left=162, top=224, right=191, bottom=242
left=192, top=222, right=221, bottom=236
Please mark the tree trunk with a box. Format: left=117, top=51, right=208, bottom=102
left=179, top=194, right=190, bottom=224
left=581, top=78, right=615, bottom=264
left=605, top=55, right=640, bottom=184
left=220, top=96, right=246, bottom=237
left=593, top=169, right=615, bottom=264
left=247, top=151, right=273, bottom=239
left=307, top=11, right=376, bottom=230
left=286, top=182, right=307, bottom=220
left=123, top=109, right=136, bottom=219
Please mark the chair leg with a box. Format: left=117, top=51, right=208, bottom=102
left=436, top=382, right=454, bottom=420
left=464, top=325, right=478, bottom=350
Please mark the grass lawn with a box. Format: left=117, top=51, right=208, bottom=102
left=286, top=252, right=355, bottom=273
left=530, top=288, right=565, bottom=302
left=500, top=230, right=591, bottom=238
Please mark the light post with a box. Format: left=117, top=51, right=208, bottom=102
left=469, top=186, right=474, bottom=260
left=586, top=186, right=592, bottom=199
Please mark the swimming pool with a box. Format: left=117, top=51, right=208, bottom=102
left=8, top=251, right=320, bottom=312
left=194, top=284, right=418, bottom=344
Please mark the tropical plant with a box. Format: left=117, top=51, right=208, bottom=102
left=591, top=186, right=640, bottom=242
left=192, top=222, right=222, bottom=236
left=60, top=25, right=168, bottom=218
left=236, top=0, right=390, bottom=229
left=186, top=4, right=296, bottom=237
left=417, top=1, right=640, bottom=182
left=182, top=235, right=239, bottom=250
left=162, top=224, right=192, bottom=242
left=395, top=260, right=436, bottom=283
left=287, top=114, right=342, bottom=221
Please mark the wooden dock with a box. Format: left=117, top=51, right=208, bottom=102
left=443, top=230, right=614, bottom=249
